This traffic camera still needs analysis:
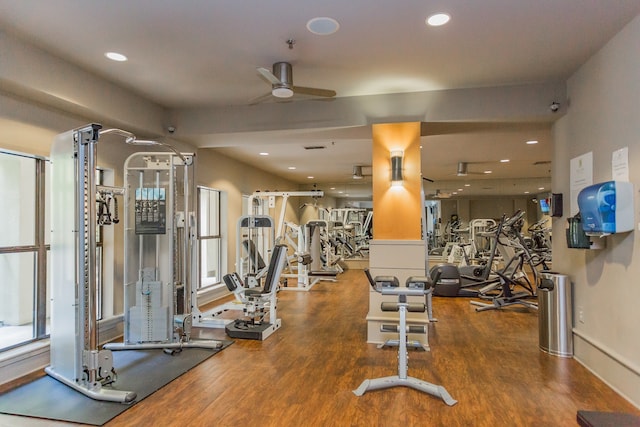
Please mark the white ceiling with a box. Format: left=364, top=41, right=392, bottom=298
left=1, top=1, right=639, bottom=199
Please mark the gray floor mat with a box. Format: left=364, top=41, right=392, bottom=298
left=0, top=342, right=232, bottom=425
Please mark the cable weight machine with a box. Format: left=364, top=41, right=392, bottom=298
left=104, top=147, right=222, bottom=352
left=47, top=124, right=136, bottom=403
left=47, top=124, right=221, bottom=404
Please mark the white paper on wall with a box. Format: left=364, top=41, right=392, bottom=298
left=570, top=152, right=593, bottom=216
left=612, top=147, right=629, bottom=182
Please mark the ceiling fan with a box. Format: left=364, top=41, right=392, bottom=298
left=456, top=161, right=490, bottom=176
left=352, top=165, right=371, bottom=180
left=426, top=189, right=452, bottom=199
left=251, top=61, right=336, bottom=104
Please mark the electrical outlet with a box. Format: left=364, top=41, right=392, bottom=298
left=578, top=306, right=585, bottom=324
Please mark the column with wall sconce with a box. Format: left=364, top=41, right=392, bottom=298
left=371, top=122, right=422, bottom=240
left=367, top=122, right=427, bottom=344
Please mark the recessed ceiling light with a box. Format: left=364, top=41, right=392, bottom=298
left=464, top=184, right=471, bottom=187
left=500, top=159, right=510, bottom=163
left=458, top=188, right=463, bottom=191
left=288, top=166, right=296, bottom=170
left=259, top=152, right=269, bottom=156
left=105, top=52, right=127, bottom=62
left=538, top=187, right=545, bottom=190
left=307, top=17, right=340, bottom=35
left=307, top=176, right=314, bottom=179
left=484, top=170, right=492, bottom=174
left=526, top=140, right=539, bottom=145
left=426, top=13, right=450, bottom=27
left=524, top=191, right=530, bottom=194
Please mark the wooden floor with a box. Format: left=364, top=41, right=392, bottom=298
left=2, top=269, right=640, bottom=426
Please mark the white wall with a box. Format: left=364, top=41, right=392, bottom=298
left=553, top=15, right=640, bottom=407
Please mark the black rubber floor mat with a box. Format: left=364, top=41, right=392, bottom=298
left=0, top=342, right=232, bottom=425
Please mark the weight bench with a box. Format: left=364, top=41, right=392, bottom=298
left=577, top=410, right=640, bottom=427
left=353, top=270, right=457, bottom=406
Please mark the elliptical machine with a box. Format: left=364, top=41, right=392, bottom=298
left=430, top=216, right=506, bottom=298
left=430, top=211, right=538, bottom=301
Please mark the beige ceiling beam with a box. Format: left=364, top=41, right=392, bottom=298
left=170, top=81, right=565, bottom=138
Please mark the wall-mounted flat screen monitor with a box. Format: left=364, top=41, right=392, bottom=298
left=539, top=198, right=550, bottom=214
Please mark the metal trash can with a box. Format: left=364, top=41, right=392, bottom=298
left=538, top=272, right=573, bottom=357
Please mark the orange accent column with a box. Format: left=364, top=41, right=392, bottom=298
left=372, top=122, right=422, bottom=240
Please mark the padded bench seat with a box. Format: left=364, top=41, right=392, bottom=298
left=577, top=410, right=640, bottom=427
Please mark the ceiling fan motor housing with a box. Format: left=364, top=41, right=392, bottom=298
left=272, top=62, right=294, bottom=97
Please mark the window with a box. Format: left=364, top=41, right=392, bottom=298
left=198, top=187, right=222, bottom=289
left=0, top=150, right=49, bottom=351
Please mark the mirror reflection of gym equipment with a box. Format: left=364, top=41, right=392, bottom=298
left=46, top=124, right=221, bottom=404
left=319, top=207, right=372, bottom=260
left=428, top=206, right=550, bottom=312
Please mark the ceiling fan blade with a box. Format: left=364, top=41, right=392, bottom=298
left=248, top=91, right=274, bottom=105
left=257, top=67, right=281, bottom=85
left=292, top=86, right=336, bottom=97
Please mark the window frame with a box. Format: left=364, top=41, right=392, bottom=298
left=0, top=150, right=49, bottom=352
left=197, top=186, right=223, bottom=290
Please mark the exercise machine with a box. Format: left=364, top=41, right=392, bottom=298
left=354, top=270, right=457, bottom=406
left=322, top=208, right=371, bottom=258
left=285, top=220, right=340, bottom=288
left=431, top=220, right=503, bottom=298
left=248, top=190, right=323, bottom=243
left=237, top=215, right=274, bottom=283
left=470, top=211, right=539, bottom=312
left=526, top=217, right=552, bottom=270
left=248, top=190, right=340, bottom=291
left=47, top=124, right=136, bottom=402
left=192, top=215, right=275, bottom=328
left=103, top=149, right=222, bottom=352
left=306, top=220, right=343, bottom=275
left=222, top=244, right=288, bottom=340
left=280, top=221, right=317, bottom=289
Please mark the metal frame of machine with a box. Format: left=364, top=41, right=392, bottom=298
left=47, top=124, right=221, bottom=404
left=247, top=190, right=339, bottom=291
left=47, top=124, right=136, bottom=403
left=104, top=150, right=222, bottom=352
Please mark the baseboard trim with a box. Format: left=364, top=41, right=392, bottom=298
left=572, top=329, right=640, bottom=409
left=197, top=285, right=230, bottom=307
left=0, top=340, right=49, bottom=385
